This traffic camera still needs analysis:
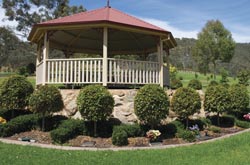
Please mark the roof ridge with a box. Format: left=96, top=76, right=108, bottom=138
left=110, top=8, right=168, bottom=32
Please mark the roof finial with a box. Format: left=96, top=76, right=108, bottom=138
left=107, top=0, right=110, bottom=7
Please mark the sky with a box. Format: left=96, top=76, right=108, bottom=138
left=1, top=0, right=250, bottom=43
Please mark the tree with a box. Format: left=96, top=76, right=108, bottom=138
left=134, top=84, right=169, bottom=128
left=192, top=20, right=235, bottom=78
left=29, top=86, right=64, bottom=131
left=171, top=87, right=201, bottom=128
left=2, top=0, right=86, bottom=37
left=204, top=85, right=231, bottom=125
left=77, top=85, right=114, bottom=137
left=0, top=75, right=34, bottom=118
left=0, top=27, right=20, bottom=66
left=228, top=84, right=249, bottom=117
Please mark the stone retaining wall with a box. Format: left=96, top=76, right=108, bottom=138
left=57, top=89, right=206, bottom=124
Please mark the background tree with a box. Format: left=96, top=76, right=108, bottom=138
left=192, top=20, right=235, bottom=78
left=171, top=87, right=201, bottom=128
left=29, top=86, right=64, bottom=131
left=2, top=0, right=86, bottom=37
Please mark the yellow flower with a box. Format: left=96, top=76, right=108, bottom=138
left=0, top=117, right=7, bottom=124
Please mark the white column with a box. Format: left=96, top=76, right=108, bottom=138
left=157, top=39, right=164, bottom=87
left=103, top=27, right=108, bottom=86
left=42, top=32, right=49, bottom=85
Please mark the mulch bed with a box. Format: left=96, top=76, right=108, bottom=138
left=5, top=126, right=244, bottom=148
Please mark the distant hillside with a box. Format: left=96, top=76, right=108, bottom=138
left=170, top=38, right=250, bottom=76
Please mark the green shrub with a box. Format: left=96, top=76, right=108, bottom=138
left=134, top=84, right=169, bottom=128
left=220, top=68, right=229, bottom=84
left=112, top=129, right=128, bottom=146
left=177, top=130, right=196, bottom=142
left=228, top=84, right=249, bottom=117
left=0, top=114, right=39, bottom=137
left=113, top=124, right=143, bottom=137
left=235, top=120, right=250, bottom=128
left=0, top=76, right=34, bottom=118
left=237, top=70, right=249, bottom=86
left=208, top=80, right=218, bottom=87
left=170, top=79, right=183, bottom=89
left=0, top=109, right=32, bottom=121
left=188, top=79, right=202, bottom=90
left=85, top=118, right=121, bottom=137
left=29, top=86, right=64, bottom=131
left=204, top=85, right=231, bottom=126
left=208, top=126, right=221, bottom=133
left=39, top=115, right=68, bottom=131
left=50, top=119, right=86, bottom=144
left=209, top=115, right=235, bottom=127
left=171, top=87, right=201, bottom=128
left=77, top=85, right=114, bottom=136
left=179, top=76, right=183, bottom=80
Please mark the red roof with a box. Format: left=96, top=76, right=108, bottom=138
left=38, top=6, right=169, bottom=33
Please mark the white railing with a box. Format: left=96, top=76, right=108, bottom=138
left=108, top=58, right=159, bottom=84
left=37, top=58, right=160, bottom=85
left=46, top=58, right=103, bottom=84
left=36, top=61, right=44, bottom=85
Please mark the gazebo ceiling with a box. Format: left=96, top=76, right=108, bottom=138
left=28, top=6, right=177, bottom=54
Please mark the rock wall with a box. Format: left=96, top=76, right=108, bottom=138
left=58, top=89, right=206, bottom=124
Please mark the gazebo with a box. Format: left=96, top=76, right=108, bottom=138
left=28, top=5, right=177, bottom=88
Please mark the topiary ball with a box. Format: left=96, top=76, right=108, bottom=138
left=29, top=85, right=64, bottom=115
left=134, top=84, right=169, bottom=127
left=171, top=87, right=201, bottom=119
left=77, top=85, right=114, bottom=122
left=170, top=79, right=183, bottom=89
left=188, top=79, right=202, bottom=90
left=0, top=75, right=34, bottom=110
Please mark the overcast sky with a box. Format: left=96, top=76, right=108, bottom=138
left=1, top=0, right=250, bottom=43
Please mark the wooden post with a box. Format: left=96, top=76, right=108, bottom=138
left=103, top=27, right=108, bottom=86
left=42, top=32, right=49, bottom=85
left=157, top=39, right=164, bottom=87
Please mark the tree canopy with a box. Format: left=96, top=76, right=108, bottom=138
left=192, top=20, right=235, bottom=76
left=2, top=0, right=86, bottom=37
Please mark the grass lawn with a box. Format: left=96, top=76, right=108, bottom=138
left=0, top=132, right=250, bottom=165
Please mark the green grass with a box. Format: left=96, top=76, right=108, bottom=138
left=1, top=132, right=250, bottom=164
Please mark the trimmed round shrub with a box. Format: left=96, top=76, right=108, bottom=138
left=236, top=120, right=250, bottom=128
left=170, top=79, right=183, bottom=89
left=204, top=85, right=231, bottom=125
left=113, top=124, right=143, bottom=137
left=228, top=84, right=249, bottom=117
left=188, top=79, right=202, bottom=90
left=112, top=129, right=128, bottom=146
left=134, top=84, right=169, bottom=128
left=29, top=85, right=64, bottom=131
left=208, top=80, right=218, bottom=87
left=177, top=130, right=196, bottom=142
left=171, top=87, right=201, bottom=127
left=77, top=85, right=114, bottom=136
left=0, top=76, right=34, bottom=116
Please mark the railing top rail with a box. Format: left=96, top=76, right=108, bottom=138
left=107, top=58, right=159, bottom=64
left=46, top=58, right=103, bottom=61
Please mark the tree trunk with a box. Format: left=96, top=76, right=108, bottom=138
left=42, top=113, right=45, bottom=132
left=186, top=118, right=189, bottom=130
left=213, top=62, right=216, bottom=79
left=11, top=109, right=15, bottom=119
left=217, top=112, right=220, bottom=126
left=94, top=121, right=97, bottom=137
